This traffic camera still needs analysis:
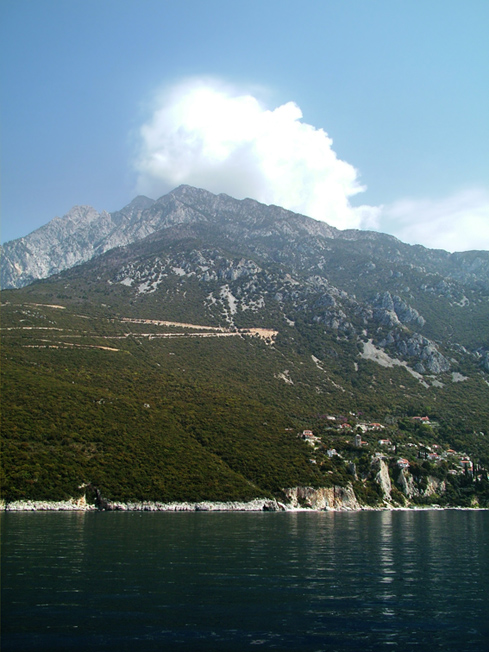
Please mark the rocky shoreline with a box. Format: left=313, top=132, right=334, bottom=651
left=1, top=497, right=282, bottom=512
left=1, top=492, right=487, bottom=513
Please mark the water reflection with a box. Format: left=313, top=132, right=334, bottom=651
left=2, top=511, right=489, bottom=651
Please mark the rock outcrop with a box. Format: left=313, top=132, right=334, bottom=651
left=397, top=469, right=416, bottom=499
left=283, top=485, right=361, bottom=510
left=372, top=291, right=426, bottom=328
left=371, top=457, right=392, bottom=501
left=1, top=495, right=95, bottom=511
left=379, top=330, right=451, bottom=374
left=396, top=471, right=446, bottom=500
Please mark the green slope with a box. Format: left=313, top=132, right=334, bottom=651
left=2, top=291, right=489, bottom=506
left=1, top=299, right=323, bottom=502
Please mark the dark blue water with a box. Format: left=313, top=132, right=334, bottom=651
left=2, top=510, right=489, bottom=651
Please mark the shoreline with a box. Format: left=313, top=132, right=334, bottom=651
left=1, top=498, right=487, bottom=513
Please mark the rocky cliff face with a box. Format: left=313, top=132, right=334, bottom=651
left=283, top=486, right=361, bottom=511
left=396, top=470, right=446, bottom=500
left=372, top=458, right=392, bottom=501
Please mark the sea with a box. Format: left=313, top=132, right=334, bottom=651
left=1, top=510, right=488, bottom=651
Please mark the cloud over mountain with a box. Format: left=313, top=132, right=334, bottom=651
left=133, top=78, right=488, bottom=252
left=381, top=188, right=489, bottom=252
left=135, top=78, right=379, bottom=230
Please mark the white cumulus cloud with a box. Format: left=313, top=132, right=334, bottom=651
left=134, top=78, right=488, bottom=252
left=135, top=78, right=379, bottom=230
left=379, top=188, right=489, bottom=252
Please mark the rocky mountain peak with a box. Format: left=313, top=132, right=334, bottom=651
left=120, top=195, right=155, bottom=214
left=50, top=204, right=101, bottom=226
left=2, top=185, right=489, bottom=301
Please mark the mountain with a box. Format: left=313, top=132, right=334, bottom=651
left=0, top=195, right=156, bottom=289
left=2, top=186, right=489, bottom=509
left=4, top=184, right=489, bottom=292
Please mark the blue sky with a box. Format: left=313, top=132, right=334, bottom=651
left=1, top=0, right=488, bottom=251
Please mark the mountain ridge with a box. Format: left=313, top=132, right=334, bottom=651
left=4, top=185, right=489, bottom=291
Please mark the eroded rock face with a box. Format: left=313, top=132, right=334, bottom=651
left=396, top=471, right=446, bottom=500
left=283, top=485, right=361, bottom=510
left=1, top=187, right=338, bottom=289
left=371, top=458, right=392, bottom=501
left=372, top=292, right=426, bottom=328
left=423, top=477, right=446, bottom=498
left=379, top=331, right=451, bottom=374
left=398, top=469, right=416, bottom=498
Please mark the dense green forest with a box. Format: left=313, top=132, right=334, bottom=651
left=2, top=291, right=489, bottom=508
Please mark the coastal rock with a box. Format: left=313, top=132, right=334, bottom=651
left=397, top=469, right=416, bottom=498
left=87, top=498, right=284, bottom=512
left=2, top=495, right=96, bottom=511
left=423, top=476, right=446, bottom=498
left=372, top=458, right=392, bottom=501
left=283, top=485, right=361, bottom=511
left=396, top=471, right=446, bottom=500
